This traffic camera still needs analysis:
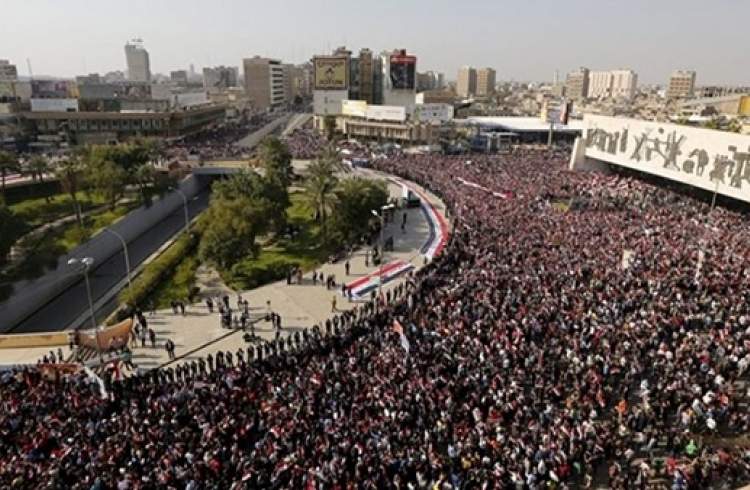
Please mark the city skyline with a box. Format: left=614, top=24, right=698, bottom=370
left=1, top=0, right=748, bottom=85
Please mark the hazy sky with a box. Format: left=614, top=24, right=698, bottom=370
left=2, top=0, right=747, bottom=85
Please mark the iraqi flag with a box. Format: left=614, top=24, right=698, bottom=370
left=393, top=320, right=410, bottom=354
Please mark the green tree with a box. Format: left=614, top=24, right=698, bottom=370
left=0, top=204, right=23, bottom=265
left=304, top=158, right=339, bottom=241
left=54, top=155, right=85, bottom=226
left=0, top=150, right=20, bottom=200
left=24, top=154, right=50, bottom=184
left=135, top=163, right=157, bottom=205
left=86, top=157, right=128, bottom=210
left=259, top=137, right=293, bottom=187
left=213, top=170, right=289, bottom=234
left=199, top=196, right=270, bottom=269
left=330, top=178, right=389, bottom=245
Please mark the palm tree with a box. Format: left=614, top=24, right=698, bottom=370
left=25, top=154, right=51, bottom=184
left=55, top=154, right=85, bottom=226
left=320, top=144, right=347, bottom=173
left=135, top=163, right=156, bottom=204
left=25, top=154, right=53, bottom=202
left=304, top=158, right=339, bottom=241
left=0, top=150, right=20, bottom=201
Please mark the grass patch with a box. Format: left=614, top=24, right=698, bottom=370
left=0, top=200, right=139, bottom=287
left=148, top=256, right=201, bottom=309
left=116, top=216, right=206, bottom=316
left=10, top=192, right=108, bottom=229
left=221, top=192, right=332, bottom=290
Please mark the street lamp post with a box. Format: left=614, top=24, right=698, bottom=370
left=171, top=186, right=190, bottom=234
left=68, top=257, right=99, bottom=351
left=104, top=228, right=132, bottom=292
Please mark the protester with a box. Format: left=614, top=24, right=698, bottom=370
left=2, top=150, right=750, bottom=489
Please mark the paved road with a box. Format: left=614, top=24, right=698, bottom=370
left=12, top=190, right=210, bottom=333
left=236, top=114, right=291, bottom=149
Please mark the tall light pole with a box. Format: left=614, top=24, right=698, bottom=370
left=68, top=257, right=99, bottom=351
left=103, top=228, right=131, bottom=293
left=171, top=186, right=190, bottom=234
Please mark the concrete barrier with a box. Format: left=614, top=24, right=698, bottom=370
left=0, top=176, right=209, bottom=333
left=0, top=331, right=70, bottom=349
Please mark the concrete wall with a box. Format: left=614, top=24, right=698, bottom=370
left=580, top=115, right=750, bottom=202
left=0, top=332, right=69, bottom=349
left=0, top=176, right=207, bottom=333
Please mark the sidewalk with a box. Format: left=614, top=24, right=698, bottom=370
left=124, top=169, right=448, bottom=371
left=0, top=168, right=449, bottom=369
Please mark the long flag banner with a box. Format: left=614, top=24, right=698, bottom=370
left=388, top=177, right=450, bottom=260
left=345, top=260, right=414, bottom=299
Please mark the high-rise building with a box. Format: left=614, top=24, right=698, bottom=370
left=379, top=49, right=417, bottom=110
left=0, top=60, right=18, bottom=81
left=124, top=40, right=151, bottom=82
left=243, top=56, right=286, bottom=110
left=358, top=48, right=374, bottom=104
left=202, top=66, right=238, bottom=90
left=588, top=69, right=637, bottom=99
left=457, top=67, right=477, bottom=97
left=282, top=64, right=295, bottom=102
left=476, top=67, right=496, bottom=96
left=667, top=70, right=696, bottom=99
left=610, top=70, right=638, bottom=99
left=416, top=71, right=443, bottom=92
left=588, top=71, right=613, bottom=99
left=565, top=67, right=590, bottom=100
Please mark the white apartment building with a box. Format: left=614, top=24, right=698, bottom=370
left=588, top=69, right=638, bottom=99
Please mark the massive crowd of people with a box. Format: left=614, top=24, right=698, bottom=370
left=2, top=149, right=750, bottom=489
left=165, top=113, right=278, bottom=162
left=284, top=128, right=327, bottom=160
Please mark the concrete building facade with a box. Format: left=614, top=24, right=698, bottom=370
left=457, top=67, right=477, bottom=97
left=358, top=49, right=375, bottom=104
left=588, top=69, right=637, bottom=99
left=170, top=70, right=188, bottom=85
left=667, top=70, right=697, bottom=99
left=379, top=50, right=417, bottom=112
left=476, top=68, right=496, bottom=97
left=124, top=40, right=151, bottom=82
left=565, top=67, right=590, bottom=100
left=243, top=57, right=286, bottom=111
left=0, top=60, right=18, bottom=81
left=202, top=66, right=239, bottom=90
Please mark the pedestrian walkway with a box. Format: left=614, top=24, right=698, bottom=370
left=0, top=168, right=449, bottom=370
left=124, top=168, right=449, bottom=371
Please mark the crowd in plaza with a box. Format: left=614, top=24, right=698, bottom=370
left=284, top=128, right=327, bottom=160
left=165, top=113, right=276, bottom=162
left=2, top=149, right=750, bottom=489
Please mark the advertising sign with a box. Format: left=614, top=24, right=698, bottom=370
left=581, top=115, right=750, bottom=203
left=389, top=54, right=416, bottom=90
left=342, top=99, right=368, bottom=118
left=415, top=103, right=454, bottom=123
left=30, top=98, right=79, bottom=112
left=314, top=56, right=348, bottom=91
left=366, top=105, right=407, bottom=122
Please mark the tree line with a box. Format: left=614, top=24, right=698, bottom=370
left=0, top=139, right=175, bottom=265
left=198, top=137, right=388, bottom=270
